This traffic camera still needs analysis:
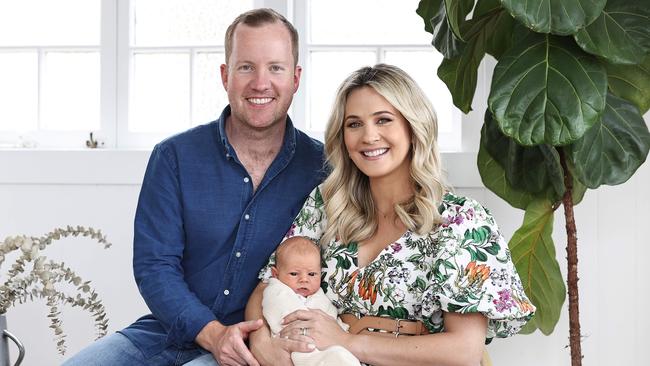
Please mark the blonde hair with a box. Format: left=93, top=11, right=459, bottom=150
left=321, top=64, right=448, bottom=245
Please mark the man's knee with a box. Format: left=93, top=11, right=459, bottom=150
left=62, top=333, right=142, bottom=366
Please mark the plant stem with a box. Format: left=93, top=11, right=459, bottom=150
left=559, top=148, right=582, bottom=365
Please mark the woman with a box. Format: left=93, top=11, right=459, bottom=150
left=247, top=64, right=534, bottom=366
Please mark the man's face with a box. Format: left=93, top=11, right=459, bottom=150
left=221, top=22, right=301, bottom=131
left=272, top=251, right=321, bottom=297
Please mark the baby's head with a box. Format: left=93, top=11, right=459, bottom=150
left=271, top=236, right=321, bottom=297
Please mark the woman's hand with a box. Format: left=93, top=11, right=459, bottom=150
left=280, top=309, right=351, bottom=351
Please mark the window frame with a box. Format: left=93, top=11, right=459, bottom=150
left=291, top=0, right=461, bottom=149
left=0, top=0, right=463, bottom=150
left=0, top=0, right=114, bottom=148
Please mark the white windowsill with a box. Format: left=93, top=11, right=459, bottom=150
left=0, top=149, right=483, bottom=188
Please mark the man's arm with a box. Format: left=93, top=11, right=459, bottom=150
left=134, top=144, right=217, bottom=347
left=135, top=145, right=264, bottom=365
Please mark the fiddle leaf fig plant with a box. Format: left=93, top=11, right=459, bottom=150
left=417, top=0, right=650, bottom=364
left=0, top=226, right=111, bottom=355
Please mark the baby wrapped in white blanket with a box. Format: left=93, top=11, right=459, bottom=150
left=262, top=237, right=360, bottom=366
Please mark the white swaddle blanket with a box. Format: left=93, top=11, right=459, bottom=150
left=262, top=278, right=360, bottom=366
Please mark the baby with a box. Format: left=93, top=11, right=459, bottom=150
left=263, top=236, right=360, bottom=366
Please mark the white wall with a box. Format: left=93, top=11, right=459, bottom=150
left=1, top=132, right=649, bottom=366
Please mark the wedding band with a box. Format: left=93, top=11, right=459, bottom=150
left=301, top=327, right=307, bottom=336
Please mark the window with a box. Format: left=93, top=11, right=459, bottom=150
left=120, top=0, right=254, bottom=147
left=0, top=0, right=460, bottom=150
left=0, top=0, right=102, bottom=147
left=295, top=0, right=459, bottom=150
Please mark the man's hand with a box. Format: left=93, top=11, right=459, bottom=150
left=196, top=319, right=264, bottom=366
left=249, top=327, right=316, bottom=366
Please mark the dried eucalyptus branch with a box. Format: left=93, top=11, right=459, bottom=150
left=0, top=226, right=111, bottom=355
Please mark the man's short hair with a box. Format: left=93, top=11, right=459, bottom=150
left=224, top=8, right=299, bottom=66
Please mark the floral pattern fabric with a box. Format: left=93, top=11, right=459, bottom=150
left=260, top=185, right=535, bottom=343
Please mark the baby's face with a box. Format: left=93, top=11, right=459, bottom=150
left=273, top=251, right=321, bottom=297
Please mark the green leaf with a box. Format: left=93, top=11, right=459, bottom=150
left=336, top=256, right=352, bottom=270
left=437, top=36, right=482, bottom=112
left=568, top=93, right=650, bottom=189
left=473, top=0, right=516, bottom=59
left=314, top=187, right=324, bottom=207
left=489, top=33, right=607, bottom=146
left=437, top=4, right=513, bottom=112
left=465, top=226, right=491, bottom=245
left=574, top=0, right=650, bottom=65
left=500, top=0, right=606, bottom=35
left=605, top=55, right=650, bottom=114
left=407, top=253, right=424, bottom=263
left=539, top=145, right=566, bottom=199
left=444, top=0, right=475, bottom=41
left=390, top=306, right=409, bottom=319
left=518, top=315, right=538, bottom=334
left=509, top=199, right=565, bottom=335
left=571, top=177, right=588, bottom=206
left=442, top=260, right=456, bottom=270
left=415, top=277, right=427, bottom=291
left=416, top=0, right=443, bottom=34
left=432, top=0, right=465, bottom=58
left=417, top=0, right=465, bottom=58
left=477, top=141, right=536, bottom=210
left=482, top=111, right=565, bottom=198
left=484, top=243, right=501, bottom=255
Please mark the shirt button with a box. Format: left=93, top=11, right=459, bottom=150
left=226, top=153, right=230, bottom=158
left=235, top=252, right=241, bottom=258
left=224, top=289, right=230, bottom=296
left=244, top=214, right=250, bottom=220
left=243, top=177, right=250, bottom=183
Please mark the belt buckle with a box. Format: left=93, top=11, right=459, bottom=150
left=394, top=318, right=402, bottom=338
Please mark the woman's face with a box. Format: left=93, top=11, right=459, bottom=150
left=343, top=86, right=412, bottom=182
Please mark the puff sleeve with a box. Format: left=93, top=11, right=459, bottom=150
left=423, top=194, right=535, bottom=342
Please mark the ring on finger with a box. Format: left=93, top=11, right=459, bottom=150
left=300, top=327, right=307, bottom=336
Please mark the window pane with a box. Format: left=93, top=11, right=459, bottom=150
left=0, top=53, right=38, bottom=131
left=310, top=0, right=430, bottom=45
left=384, top=51, right=454, bottom=134
left=193, top=52, right=227, bottom=125
left=133, top=0, right=254, bottom=46
left=42, top=52, right=100, bottom=131
left=0, top=0, right=99, bottom=46
left=309, top=51, right=376, bottom=131
left=131, top=53, right=190, bottom=133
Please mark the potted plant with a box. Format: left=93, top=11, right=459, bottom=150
left=0, top=226, right=111, bottom=359
left=416, top=0, right=650, bottom=365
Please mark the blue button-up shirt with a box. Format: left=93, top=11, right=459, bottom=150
left=120, top=106, right=325, bottom=357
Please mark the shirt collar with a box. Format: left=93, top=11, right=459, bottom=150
left=216, top=105, right=297, bottom=159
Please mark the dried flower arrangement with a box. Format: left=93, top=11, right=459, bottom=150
left=0, top=226, right=111, bottom=354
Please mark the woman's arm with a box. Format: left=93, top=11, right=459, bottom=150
left=281, top=309, right=487, bottom=366
left=245, top=282, right=315, bottom=366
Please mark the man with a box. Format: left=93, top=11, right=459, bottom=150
left=63, top=8, right=324, bottom=366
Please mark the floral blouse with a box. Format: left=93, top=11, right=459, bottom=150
left=260, top=185, right=535, bottom=343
